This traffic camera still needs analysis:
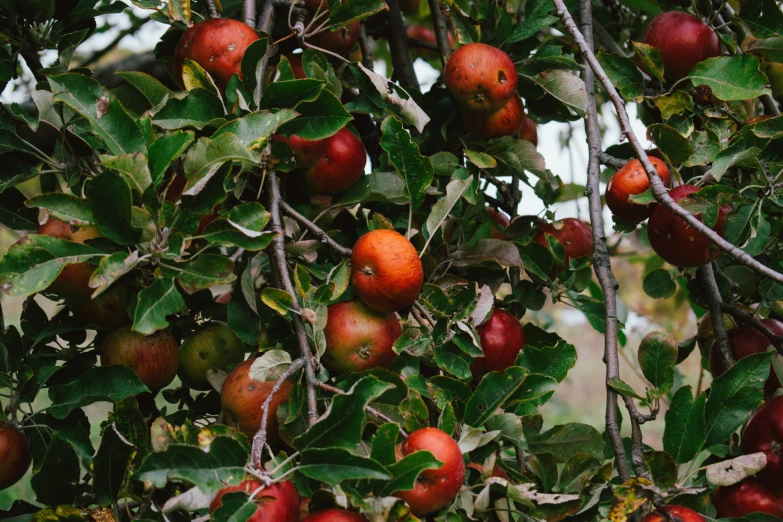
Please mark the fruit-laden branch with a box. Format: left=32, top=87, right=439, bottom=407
left=386, top=0, right=420, bottom=89
left=578, top=0, right=632, bottom=484
left=251, top=357, right=306, bottom=469
left=205, top=0, right=220, bottom=19
left=279, top=200, right=353, bottom=257
left=551, top=0, right=783, bottom=286
left=267, top=172, right=320, bottom=424
left=315, top=381, right=409, bottom=437
left=720, top=303, right=783, bottom=354
left=698, top=264, right=736, bottom=370
left=427, top=0, right=452, bottom=65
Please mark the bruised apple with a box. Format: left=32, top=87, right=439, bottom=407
left=472, top=309, right=525, bottom=377
left=0, top=422, right=31, bottom=490
left=210, top=480, right=299, bottom=522
left=101, top=326, right=180, bottom=391
left=520, top=116, right=538, bottom=147
left=486, top=206, right=510, bottom=239
left=462, top=94, right=525, bottom=139
left=178, top=323, right=246, bottom=390
left=606, top=157, right=671, bottom=223
left=445, top=43, right=518, bottom=113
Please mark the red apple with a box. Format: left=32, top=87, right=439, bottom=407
left=696, top=306, right=747, bottom=359
left=520, top=116, right=538, bottom=147
left=606, top=157, right=671, bottom=223
left=647, top=184, right=730, bottom=268
left=285, top=54, right=306, bottom=79
left=486, top=206, right=510, bottom=239
left=178, top=323, right=247, bottom=390
left=173, top=19, right=260, bottom=89
left=323, top=300, right=402, bottom=373
left=445, top=43, right=518, bottom=113
left=462, top=93, right=525, bottom=139
left=67, top=283, right=130, bottom=330
left=394, top=427, right=465, bottom=515
left=643, top=11, right=721, bottom=83
left=710, top=319, right=783, bottom=396
left=38, top=218, right=101, bottom=300
left=641, top=505, right=704, bottom=522
left=713, top=477, right=783, bottom=518
left=472, top=308, right=525, bottom=377
left=0, top=422, right=31, bottom=490
left=210, top=480, right=299, bottom=522
left=101, top=325, right=180, bottom=391
left=302, top=508, right=368, bottom=522
left=742, top=395, right=783, bottom=488
left=533, top=218, right=593, bottom=272
left=309, top=22, right=360, bottom=56
left=466, top=461, right=509, bottom=479
left=162, top=174, right=219, bottom=235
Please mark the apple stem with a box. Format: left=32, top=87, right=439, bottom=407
left=427, top=0, right=451, bottom=66
left=279, top=200, right=353, bottom=257
left=699, top=264, right=736, bottom=371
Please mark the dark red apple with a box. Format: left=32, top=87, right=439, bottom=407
left=462, top=94, right=525, bottom=139
left=710, top=319, right=783, bottom=395
left=472, top=308, right=525, bottom=377
left=285, top=54, right=306, bottom=79
left=309, top=22, right=360, bottom=56
left=101, top=325, right=180, bottom=391
left=210, top=480, right=299, bottom=522
left=641, top=505, right=704, bottom=522
left=302, top=508, right=368, bottom=522
left=0, top=422, right=31, bottom=490
left=533, top=218, right=593, bottom=271
left=38, top=218, right=101, bottom=300
left=520, top=116, right=538, bottom=147
left=643, top=12, right=721, bottom=83
left=486, top=206, right=510, bottom=239
left=742, top=395, right=783, bottom=488
left=67, top=283, right=130, bottom=330
left=713, top=477, right=783, bottom=518
left=606, top=157, right=671, bottom=223
left=445, top=43, right=518, bottom=113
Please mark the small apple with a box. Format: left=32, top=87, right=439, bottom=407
left=38, top=217, right=101, bottom=300
left=741, top=395, right=783, bottom=488
left=178, top=323, right=247, bottom=390
left=641, top=505, right=704, bottom=522
left=220, top=359, right=293, bottom=442
left=462, top=93, right=525, bottom=139
left=486, top=206, right=510, bottom=239
left=445, top=43, right=518, bottom=113
left=394, top=427, right=465, bottom=515
left=710, top=319, right=783, bottom=395
left=533, top=218, right=593, bottom=271
left=643, top=12, right=721, bottom=83
left=606, top=157, right=671, bottom=223
left=0, top=422, right=32, bottom=490
left=351, top=229, right=424, bottom=313
left=101, top=325, right=180, bottom=391
left=67, top=283, right=130, bottom=330
left=210, top=480, right=299, bottom=522
left=472, top=308, right=525, bottom=378
left=309, top=22, right=361, bottom=56
left=323, top=300, right=402, bottom=373
left=302, top=508, right=368, bottom=522
left=713, top=477, right=783, bottom=518
left=647, top=184, right=730, bottom=268
left=520, top=116, right=538, bottom=148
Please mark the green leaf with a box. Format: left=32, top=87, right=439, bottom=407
left=148, top=130, right=195, bottom=185
left=485, top=137, right=547, bottom=177
left=509, top=373, right=559, bottom=415
left=558, top=453, right=602, bottom=494
left=349, top=64, right=430, bottom=132
left=642, top=269, right=676, bottom=299
left=86, top=172, right=143, bottom=246
left=509, top=14, right=558, bottom=42
left=515, top=338, right=577, bottom=383
left=519, top=69, right=587, bottom=117
left=25, top=193, right=94, bottom=225
left=688, top=55, right=772, bottom=101
left=160, top=254, right=237, bottom=294
left=464, top=366, right=529, bottom=427
left=330, top=0, right=388, bottom=26
left=607, top=378, right=644, bottom=400
left=30, top=434, right=80, bottom=506
left=632, top=41, right=665, bottom=83
left=100, top=153, right=153, bottom=193
left=260, top=287, right=294, bottom=316
left=451, top=239, right=524, bottom=268
left=182, top=133, right=258, bottom=196
left=647, top=124, right=693, bottom=164
left=48, top=366, right=149, bottom=419
left=279, top=90, right=351, bottom=140
left=655, top=91, right=694, bottom=121
left=0, top=155, right=39, bottom=195
left=527, top=423, right=605, bottom=463
left=424, top=176, right=473, bottom=240
left=298, top=448, right=391, bottom=483
left=92, top=423, right=136, bottom=506
left=663, top=386, right=706, bottom=463
left=260, top=80, right=324, bottom=110
left=379, top=450, right=442, bottom=496
left=596, top=50, right=644, bottom=102
left=133, top=278, right=185, bottom=335
left=637, top=331, right=678, bottom=392
left=213, top=110, right=299, bottom=151
left=380, top=116, right=434, bottom=209
left=333, top=171, right=408, bottom=206
left=211, top=492, right=262, bottom=522
left=151, top=89, right=226, bottom=130
left=240, top=38, right=269, bottom=105
left=89, top=251, right=140, bottom=298
left=117, top=71, right=174, bottom=106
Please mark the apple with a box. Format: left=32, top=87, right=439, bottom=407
left=606, top=157, right=671, bottom=223
left=472, top=308, right=525, bottom=377
left=275, top=128, right=366, bottom=196
left=285, top=54, right=306, bottom=79
left=351, top=229, right=424, bottom=313
left=101, top=325, right=180, bottom=391
left=713, top=477, right=783, bottom=518
left=309, top=22, right=361, bottom=56
left=38, top=217, right=101, bottom=300
left=178, top=323, right=247, bottom=390
left=647, top=185, right=730, bottom=268
left=0, top=422, right=31, bottom=490
left=533, top=218, right=593, bottom=271
left=302, top=508, right=368, bottom=522
left=67, top=283, right=130, bottom=330
left=643, top=12, right=721, bottom=83
left=641, top=505, right=704, bottom=522
left=210, top=480, right=299, bottom=522
left=407, top=25, right=455, bottom=61
left=486, top=206, right=510, bottom=239
left=445, top=43, right=518, bottom=113
left=394, top=427, right=465, bottom=515
left=709, top=319, right=783, bottom=396
left=173, top=19, right=260, bottom=89
left=696, top=305, right=749, bottom=359
left=742, top=395, right=783, bottom=488
left=462, top=93, right=525, bottom=139
left=466, top=461, right=509, bottom=479
left=323, top=300, right=402, bottom=373
left=520, top=116, right=538, bottom=148
left=766, top=62, right=783, bottom=97
left=220, top=359, right=293, bottom=442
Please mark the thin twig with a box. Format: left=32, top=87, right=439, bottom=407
left=315, top=381, right=408, bottom=437
left=386, top=0, right=419, bottom=89
left=551, top=0, right=783, bottom=285
left=205, top=0, right=220, bottom=19
left=279, top=200, right=353, bottom=257
left=720, top=303, right=783, bottom=354
left=698, top=264, right=735, bottom=371
left=427, top=0, right=452, bottom=66
left=598, top=152, right=627, bottom=170
left=413, top=301, right=436, bottom=327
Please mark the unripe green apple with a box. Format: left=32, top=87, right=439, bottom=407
left=178, top=323, right=246, bottom=390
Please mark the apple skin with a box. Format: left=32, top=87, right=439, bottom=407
left=606, top=157, right=671, bottom=223
left=220, top=359, right=293, bottom=442
left=101, top=326, right=180, bottom=391
left=0, top=422, right=32, bottom=490
left=462, top=93, right=525, bottom=139
left=486, top=207, right=510, bottom=239
left=394, top=427, right=466, bottom=516
left=445, top=43, right=518, bottom=113
left=210, top=480, right=300, bottom=522
left=286, top=54, right=306, bottom=79
left=162, top=174, right=219, bottom=235
left=323, top=300, right=402, bottom=373
left=713, top=477, right=783, bottom=518
left=533, top=218, right=593, bottom=271
left=520, top=116, right=538, bottom=147
left=710, top=319, right=783, bottom=396
left=309, top=22, right=361, bottom=56
left=643, top=12, right=721, bottom=83
left=351, top=229, right=424, bottom=313
left=472, top=309, right=525, bottom=378
left=174, top=19, right=260, bottom=89
left=178, top=323, right=247, bottom=390
left=641, top=505, right=705, bottom=522
left=67, top=283, right=130, bottom=330
left=647, top=184, right=730, bottom=268
left=742, top=395, right=783, bottom=488
left=696, top=304, right=751, bottom=359
left=38, top=218, right=101, bottom=300
left=302, top=508, right=368, bottom=522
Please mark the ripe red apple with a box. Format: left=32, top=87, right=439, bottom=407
left=303, top=508, right=368, bottom=522
left=713, top=477, right=783, bottom=518
left=647, top=184, right=730, bottom=268
left=445, top=43, right=518, bottom=113
left=742, top=395, right=783, bottom=488
left=67, top=283, right=130, bottom=330
left=178, top=323, right=247, bottom=390
left=486, top=206, right=510, bottom=239
left=533, top=218, right=593, bottom=271
left=309, top=22, right=361, bottom=56
left=323, top=300, right=402, bottom=373
left=0, top=422, right=32, bottom=490
left=101, top=326, right=180, bottom=391
left=220, top=359, right=293, bottom=442
left=520, top=116, right=538, bottom=147
left=472, top=309, right=525, bottom=377
left=710, top=319, right=783, bottom=395
left=210, top=480, right=299, bottom=522
left=174, top=19, right=260, bottom=89
left=275, top=128, right=366, bottom=196
left=285, top=54, right=306, bottom=79
left=696, top=305, right=749, bottom=359
left=394, top=427, right=465, bottom=515
left=38, top=218, right=101, bottom=300
left=606, top=157, right=671, bottom=223
left=641, top=505, right=704, bottom=522
left=351, top=229, right=424, bottom=313
left=643, top=12, right=721, bottom=83
left=462, top=93, right=525, bottom=139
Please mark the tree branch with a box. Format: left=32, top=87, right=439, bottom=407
left=698, top=263, right=735, bottom=371
left=598, top=152, right=627, bottom=170
left=427, top=0, right=452, bottom=66
left=358, top=23, right=375, bottom=71
left=720, top=303, right=783, bottom=354
left=257, top=0, right=278, bottom=32
left=206, top=0, right=220, bottom=19
left=386, top=0, right=420, bottom=89
left=551, top=0, right=783, bottom=285
left=279, top=200, right=353, bottom=257
left=244, top=0, right=257, bottom=28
